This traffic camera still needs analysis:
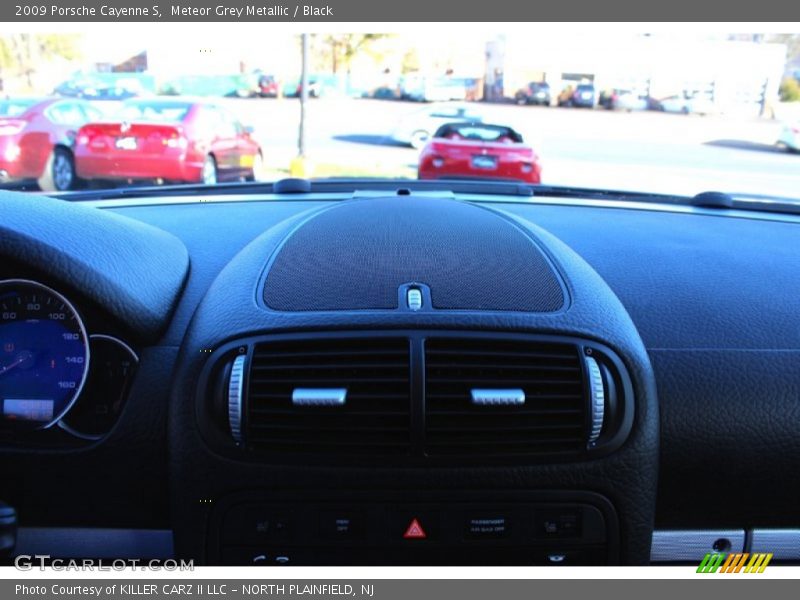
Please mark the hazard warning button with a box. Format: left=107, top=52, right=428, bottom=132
left=391, top=511, right=438, bottom=541
left=403, top=518, right=427, bottom=539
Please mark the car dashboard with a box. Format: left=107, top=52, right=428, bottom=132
left=1, top=184, right=799, bottom=566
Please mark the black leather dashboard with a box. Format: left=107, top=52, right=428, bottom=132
left=1, top=188, right=798, bottom=564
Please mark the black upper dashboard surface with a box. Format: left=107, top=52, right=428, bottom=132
left=106, top=193, right=800, bottom=529
left=1, top=187, right=798, bottom=538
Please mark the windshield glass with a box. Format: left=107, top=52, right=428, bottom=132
left=116, top=100, right=192, bottom=123
left=0, top=29, right=799, bottom=202
left=435, top=123, right=523, bottom=143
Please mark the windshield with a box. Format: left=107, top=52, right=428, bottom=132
left=435, top=123, right=523, bottom=143
left=116, top=100, right=192, bottom=123
left=0, top=30, right=799, bottom=202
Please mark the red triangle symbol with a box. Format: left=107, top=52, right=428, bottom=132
left=403, top=518, right=427, bottom=539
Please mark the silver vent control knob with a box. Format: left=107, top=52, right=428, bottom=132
left=228, top=354, right=246, bottom=445
left=585, top=355, right=605, bottom=446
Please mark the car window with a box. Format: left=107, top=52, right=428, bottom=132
left=0, top=99, right=39, bottom=117
left=80, top=103, right=104, bottom=122
left=435, top=123, right=523, bottom=142
left=118, top=101, right=191, bottom=122
left=46, top=102, right=87, bottom=126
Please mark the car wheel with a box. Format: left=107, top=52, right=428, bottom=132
left=246, top=152, right=265, bottom=182
left=202, top=155, right=218, bottom=185
left=409, top=130, right=430, bottom=150
left=38, top=147, right=76, bottom=192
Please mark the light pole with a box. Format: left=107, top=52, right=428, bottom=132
left=299, top=32, right=309, bottom=157
left=291, top=33, right=310, bottom=176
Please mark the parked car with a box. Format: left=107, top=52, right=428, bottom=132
left=74, top=98, right=263, bottom=185
left=0, top=97, right=104, bottom=191
left=598, top=89, right=649, bottom=111
left=558, top=84, right=596, bottom=108
left=656, top=92, right=716, bottom=115
left=371, top=86, right=401, bottom=100
left=256, top=74, right=279, bottom=98
left=514, top=82, right=552, bottom=106
left=572, top=84, right=596, bottom=108
left=392, top=103, right=485, bottom=149
left=400, top=76, right=470, bottom=102
left=777, top=121, right=799, bottom=152
left=54, top=79, right=139, bottom=101
left=418, top=122, right=541, bottom=183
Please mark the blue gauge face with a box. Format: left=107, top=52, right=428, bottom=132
left=0, top=280, right=90, bottom=430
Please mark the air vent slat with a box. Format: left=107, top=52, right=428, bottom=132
left=249, top=407, right=408, bottom=417
left=252, top=362, right=408, bottom=371
left=425, top=338, right=587, bottom=458
left=245, top=338, right=410, bottom=457
left=427, top=408, right=584, bottom=417
left=249, top=377, right=409, bottom=384
left=426, top=377, right=582, bottom=385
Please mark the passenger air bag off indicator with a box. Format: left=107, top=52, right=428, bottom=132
left=403, top=518, right=427, bottom=539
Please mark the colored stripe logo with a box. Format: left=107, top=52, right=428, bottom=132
left=697, top=553, right=773, bottom=573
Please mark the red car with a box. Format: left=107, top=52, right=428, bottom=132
left=257, top=74, right=279, bottom=98
left=0, top=97, right=104, bottom=191
left=418, top=122, right=542, bottom=184
left=74, top=99, right=263, bottom=185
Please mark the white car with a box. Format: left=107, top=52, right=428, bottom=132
left=391, top=103, right=485, bottom=149
left=777, top=122, right=800, bottom=152
left=658, top=94, right=716, bottom=115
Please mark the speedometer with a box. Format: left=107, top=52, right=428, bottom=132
left=0, top=279, right=90, bottom=430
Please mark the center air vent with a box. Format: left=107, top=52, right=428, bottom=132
left=243, top=338, right=411, bottom=456
left=203, top=332, right=632, bottom=463
left=424, top=338, right=588, bottom=458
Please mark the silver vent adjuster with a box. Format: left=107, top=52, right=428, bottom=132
left=292, top=388, right=347, bottom=406
left=228, top=354, right=246, bottom=445
left=585, top=356, right=605, bottom=445
left=470, top=389, right=526, bottom=406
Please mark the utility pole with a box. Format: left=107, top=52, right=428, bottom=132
left=299, top=32, right=309, bottom=158
left=291, top=33, right=310, bottom=176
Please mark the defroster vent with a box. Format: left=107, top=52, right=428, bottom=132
left=425, top=338, right=588, bottom=458
left=244, top=338, right=411, bottom=456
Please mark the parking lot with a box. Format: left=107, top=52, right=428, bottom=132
left=217, top=97, right=799, bottom=199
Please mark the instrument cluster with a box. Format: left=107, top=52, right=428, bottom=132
left=0, top=279, right=138, bottom=443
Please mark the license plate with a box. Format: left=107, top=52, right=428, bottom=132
left=472, top=155, right=497, bottom=169
left=239, top=154, right=254, bottom=168
left=115, top=136, right=137, bottom=150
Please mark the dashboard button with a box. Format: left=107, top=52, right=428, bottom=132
left=534, top=509, right=581, bottom=538
left=390, top=510, right=438, bottom=541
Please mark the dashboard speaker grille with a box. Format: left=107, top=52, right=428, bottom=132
left=245, top=338, right=411, bottom=456
left=424, top=338, right=586, bottom=457
left=263, top=197, right=565, bottom=312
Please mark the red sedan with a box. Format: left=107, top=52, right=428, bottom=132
left=418, top=122, right=542, bottom=184
left=74, top=99, right=263, bottom=185
left=0, top=97, right=104, bottom=191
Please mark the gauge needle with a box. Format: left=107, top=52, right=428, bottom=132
left=0, top=351, right=34, bottom=377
